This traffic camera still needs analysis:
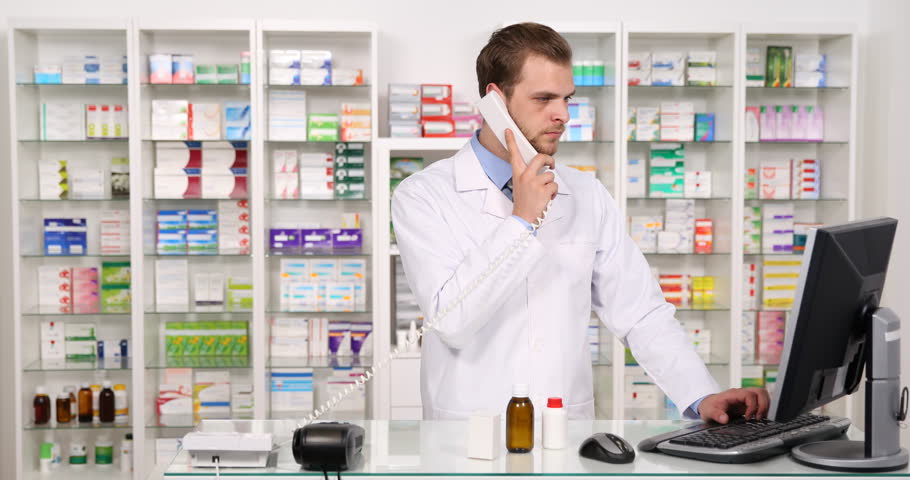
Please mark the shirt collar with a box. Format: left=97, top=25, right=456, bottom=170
left=470, top=129, right=513, bottom=190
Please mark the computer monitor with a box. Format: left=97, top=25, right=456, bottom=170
left=769, top=217, right=898, bottom=423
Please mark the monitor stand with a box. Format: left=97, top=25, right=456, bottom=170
left=791, top=307, right=909, bottom=472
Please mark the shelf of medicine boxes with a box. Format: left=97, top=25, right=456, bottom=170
left=24, top=422, right=133, bottom=431
left=144, top=305, right=252, bottom=314
left=267, top=198, right=371, bottom=202
left=18, top=138, right=130, bottom=143
left=135, top=21, right=257, bottom=468
left=145, top=356, right=252, bottom=369
left=738, top=25, right=856, bottom=413
left=268, top=356, right=372, bottom=369
left=741, top=29, right=856, bottom=167
left=620, top=26, right=741, bottom=394
left=20, top=253, right=132, bottom=258
left=23, top=358, right=133, bottom=372
left=20, top=198, right=130, bottom=203
left=16, top=83, right=128, bottom=87
left=259, top=22, right=377, bottom=209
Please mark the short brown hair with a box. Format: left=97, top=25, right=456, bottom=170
left=476, top=22, right=573, bottom=98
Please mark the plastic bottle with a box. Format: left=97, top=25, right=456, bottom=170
left=120, top=433, right=133, bottom=473
left=99, top=381, right=115, bottom=423
left=113, top=384, right=128, bottom=424
left=55, top=392, right=71, bottom=424
left=90, top=383, right=102, bottom=423
left=95, top=437, right=113, bottom=466
left=34, top=387, right=50, bottom=425
left=506, top=383, right=534, bottom=453
left=69, top=441, right=87, bottom=465
left=78, top=383, right=93, bottom=423
left=542, top=397, right=568, bottom=449
left=39, top=442, right=54, bottom=472
left=65, top=385, right=77, bottom=419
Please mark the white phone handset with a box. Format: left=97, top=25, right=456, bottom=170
left=477, top=90, right=538, bottom=165
left=477, top=90, right=553, bottom=230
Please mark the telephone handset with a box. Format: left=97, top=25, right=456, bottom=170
left=477, top=90, right=538, bottom=165
left=477, top=90, right=553, bottom=229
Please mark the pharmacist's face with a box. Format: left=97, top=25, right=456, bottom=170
left=505, top=55, right=574, bottom=156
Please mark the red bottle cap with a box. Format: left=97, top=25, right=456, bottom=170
left=547, top=397, right=563, bottom=408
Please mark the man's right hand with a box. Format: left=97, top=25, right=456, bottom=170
left=505, top=128, right=558, bottom=225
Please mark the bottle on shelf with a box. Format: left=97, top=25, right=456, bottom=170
left=120, top=433, right=133, bottom=473
left=39, top=441, right=54, bottom=472
left=69, top=440, right=87, bottom=465
left=34, top=386, right=50, bottom=425
left=506, top=383, right=534, bottom=453
left=65, top=385, right=77, bottom=419
left=113, top=383, right=128, bottom=424
left=77, top=383, right=92, bottom=423
left=55, top=392, right=71, bottom=424
left=91, top=383, right=102, bottom=423
left=99, top=381, right=115, bottom=423
left=542, top=397, right=568, bottom=449
left=95, top=437, right=113, bottom=466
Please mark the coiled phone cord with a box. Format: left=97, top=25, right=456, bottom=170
left=293, top=199, right=553, bottom=430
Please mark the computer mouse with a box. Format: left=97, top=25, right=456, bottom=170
left=579, top=432, right=635, bottom=464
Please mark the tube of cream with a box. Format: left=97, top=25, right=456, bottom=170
left=350, top=322, right=372, bottom=355
left=328, top=321, right=351, bottom=355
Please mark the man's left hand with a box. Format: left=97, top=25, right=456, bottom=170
left=699, top=388, right=771, bottom=424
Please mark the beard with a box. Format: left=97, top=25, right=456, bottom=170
left=530, top=136, right=559, bottom=155
left=516, top=122, right=562, bottom=156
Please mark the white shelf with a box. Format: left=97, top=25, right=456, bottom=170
left=376, top=137, right=469, bottom=151
left=8, top=18, right=857, bottom=480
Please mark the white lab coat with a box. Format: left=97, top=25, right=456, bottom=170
left=391, top=142, right=720, bottom=420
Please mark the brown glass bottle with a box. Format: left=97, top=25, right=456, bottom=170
left=78, top=383, right=93, bottom=423
left=33, top=386, right=50, bottom=425
left=506, top=384, right=534, bottom=453
left=56, top=392, right=71, bottom=424
left=99, top=381, right=115, bottom=423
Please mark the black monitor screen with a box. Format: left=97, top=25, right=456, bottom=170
left=769, top=218, right=898, bottom=422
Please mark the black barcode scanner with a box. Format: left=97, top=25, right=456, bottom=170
left=292, top=422, right=365, bottom=471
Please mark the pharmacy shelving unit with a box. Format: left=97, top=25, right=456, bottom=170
left=256, top=20, right=378, bottom=422
left=376, top=21, right=622, bottom=420
left=5, top=18, right=860, bottom=480
left=737, top=24, right=858, bottom=419
left=620, top=22, right=740, bottom=420
left=7, top=18, right=136, bottom=480
left=133, top=18, right=258, bottom=479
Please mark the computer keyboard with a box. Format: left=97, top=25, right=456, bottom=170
left=638, top=414, right=851, bottom=464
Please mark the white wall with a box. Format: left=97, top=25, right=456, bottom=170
left=3, top=1, right=907, bottom=477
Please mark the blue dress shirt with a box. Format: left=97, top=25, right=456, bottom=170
left=470, top=131, right=535, bottom=233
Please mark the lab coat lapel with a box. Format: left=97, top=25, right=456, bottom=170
left=453, top=143, right=513, bottom=219
left=453, top=144, right=575, bottom=222
left=535, top=168, right=572, bottom=230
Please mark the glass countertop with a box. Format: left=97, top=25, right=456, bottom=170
left=165, top=419, right=898, bottom=477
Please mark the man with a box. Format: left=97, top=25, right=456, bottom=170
left=391, top=22, right=768, bottom=424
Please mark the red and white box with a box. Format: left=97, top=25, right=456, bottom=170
left=695, top=219, right=713, bottom=254
left=218, top=200, right=250, bottom=255
left=421, top=84, right=453, bottom=137
left=659, top=274, right=692, bottom=308
left=39, top=266, right=72, bottom=314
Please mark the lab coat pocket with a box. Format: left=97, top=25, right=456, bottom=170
left=552, top=241, right=596, bottom=306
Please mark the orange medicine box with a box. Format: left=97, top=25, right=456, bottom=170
left=695, top=218, right=713, bottom=254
